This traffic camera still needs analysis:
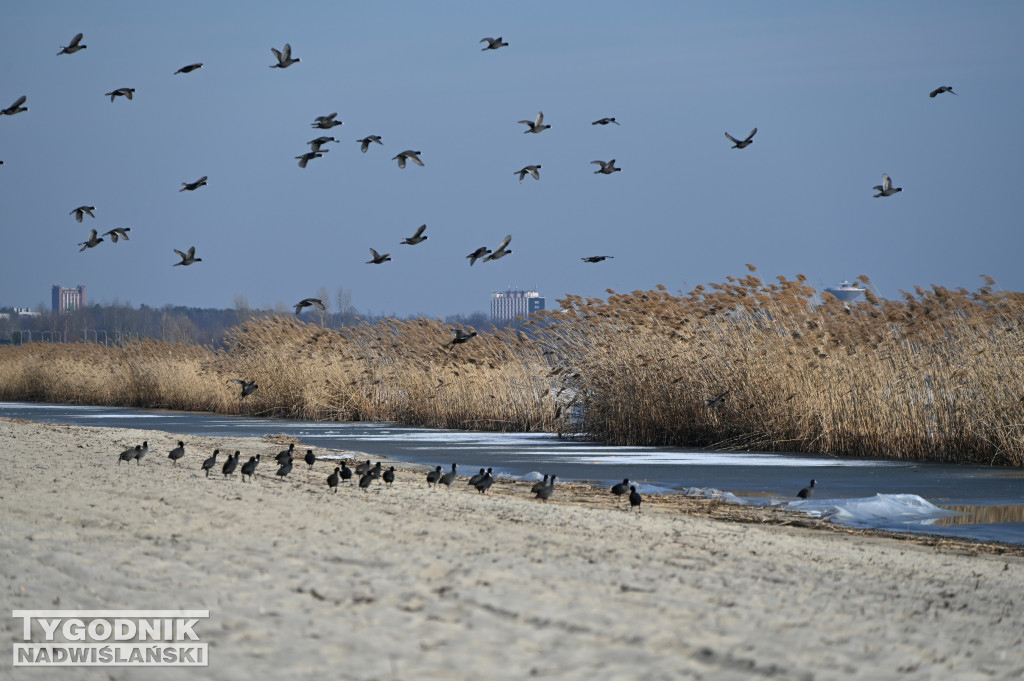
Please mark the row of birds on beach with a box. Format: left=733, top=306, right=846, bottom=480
left=116, top=436, right=821, bottom=509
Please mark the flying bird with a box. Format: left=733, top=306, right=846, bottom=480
left=450, top=329, right=478, bottom=346
left=308, top=136, right=339, bottom=152
left=311, top=113, right=342, bottom=129
left=180, top=176, right=208, bottom=191
left=173, top=246, right=201, bottom=266
left=581, top=256, right=613, bottom=263
left=366, top=248, right=391, bottom=264
left=270, top=44, right=300, bottom=68
left=706, top=390, right=729, bottom=409
left=103, top=227, right=131, bottom=243
left=592, top=117, right=620, bottom=126
left=229, top=379, right=258, bottom=398
left=518, top=111, right=550, bottom=133
left=466, top=246, right=491, bottom=266
left=480, top=37, right=509, bottom=50
left=357, top=135, right=382, bottom=152
left=296, top=151, right=323, bottom=168
left=401, top=224, right=428, bottom=245
left=515, top=165, right=542, bottom=183
left=929, top=86, right=957, bottom=98
left=725, top=128, right=757, bottom=149
left=69, top=206, right=96, bottom=222
left=105, top=87, right=135, bottom=102
left=392, top=150, right=424, bottom=168
left=294, top=298, right=325, bottom=315
left=873, top=173, right=902, bottom=198
left=591, top=159, right=621, bottom=174
left=78, top=229, right=103, bottom=251
left=58, top=33, right=86, bottom=55
left=1, top=96, right=28, bottom=116
left=483, top=235, right=512, bottom=262
left=174, top=63, right=203, bottom=74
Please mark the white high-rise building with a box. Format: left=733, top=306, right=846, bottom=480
left=490, top=289, right=545, bottom=323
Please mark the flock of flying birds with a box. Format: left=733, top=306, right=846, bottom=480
left=1, top=32, right=958, bottom=317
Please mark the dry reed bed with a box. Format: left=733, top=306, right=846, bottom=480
left=1, top=270, right=1022, bottom=465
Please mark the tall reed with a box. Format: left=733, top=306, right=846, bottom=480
left=1, top=270, right=1021, bottom=465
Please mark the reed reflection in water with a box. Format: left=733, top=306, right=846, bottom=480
left=935, top=505, right=1024, bottom=526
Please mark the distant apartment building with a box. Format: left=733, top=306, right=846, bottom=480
left=52, top=284, right=86, bottom=314
left=490, top=289, right=545, bottom=323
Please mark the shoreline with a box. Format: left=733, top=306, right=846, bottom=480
left=3, top=418, right=1023, bottom=679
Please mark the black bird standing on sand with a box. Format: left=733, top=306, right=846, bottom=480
left=468, top=468, right=487, bottom=486
left=222, top=451, right=240, bottom=478
left=439, top=463, right=458, bottom=490
left=356, top=460, right=372, bottom=476
left=340, top=461, right=353, bottom=483
left=426, top=465, right=442, bottom=488
left=131, top=441, right=149, bottom=465
left=201, top=450, right=219, bottom=477
left=383, top=466, right=395, bottom=488
left=531, top=474, right=549, bottom=495
left=534, top=475, right=556, bottom=501
left=358, top=471, right=373, bottom=492
left=276, top=456, right=293, bottom=479
left=629, top=485, right=642, bottom=512
left=168, top=441, right=185, bottom=465
left=369, top=462, right=383, bottom=481
left=797, top=479, right=816, bottom=499
left=119, top=445, right=140, bottom=465
left=276, top=443, right=295, bottom=465
left=474, top=471, right=494, bottom=494
left=611, top=478, right=630, bottom=505
left=304, top=449, right=316, bottom=470
left=327, top=467, right=340, bottom=493
left=241, top=455, right=259, bottom=482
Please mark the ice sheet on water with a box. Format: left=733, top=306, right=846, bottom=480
left=789, top=493, right=960, bottom=529
left=683, top=487, right=747, bottom=503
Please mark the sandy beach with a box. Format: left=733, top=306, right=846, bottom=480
left=2, top=418, right=1022, bottom=680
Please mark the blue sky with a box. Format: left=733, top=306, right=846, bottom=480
left=2, top=1, right=1023, bottom=318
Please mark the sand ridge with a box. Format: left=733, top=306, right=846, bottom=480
left=1, top=418, right=1022, bottom=680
